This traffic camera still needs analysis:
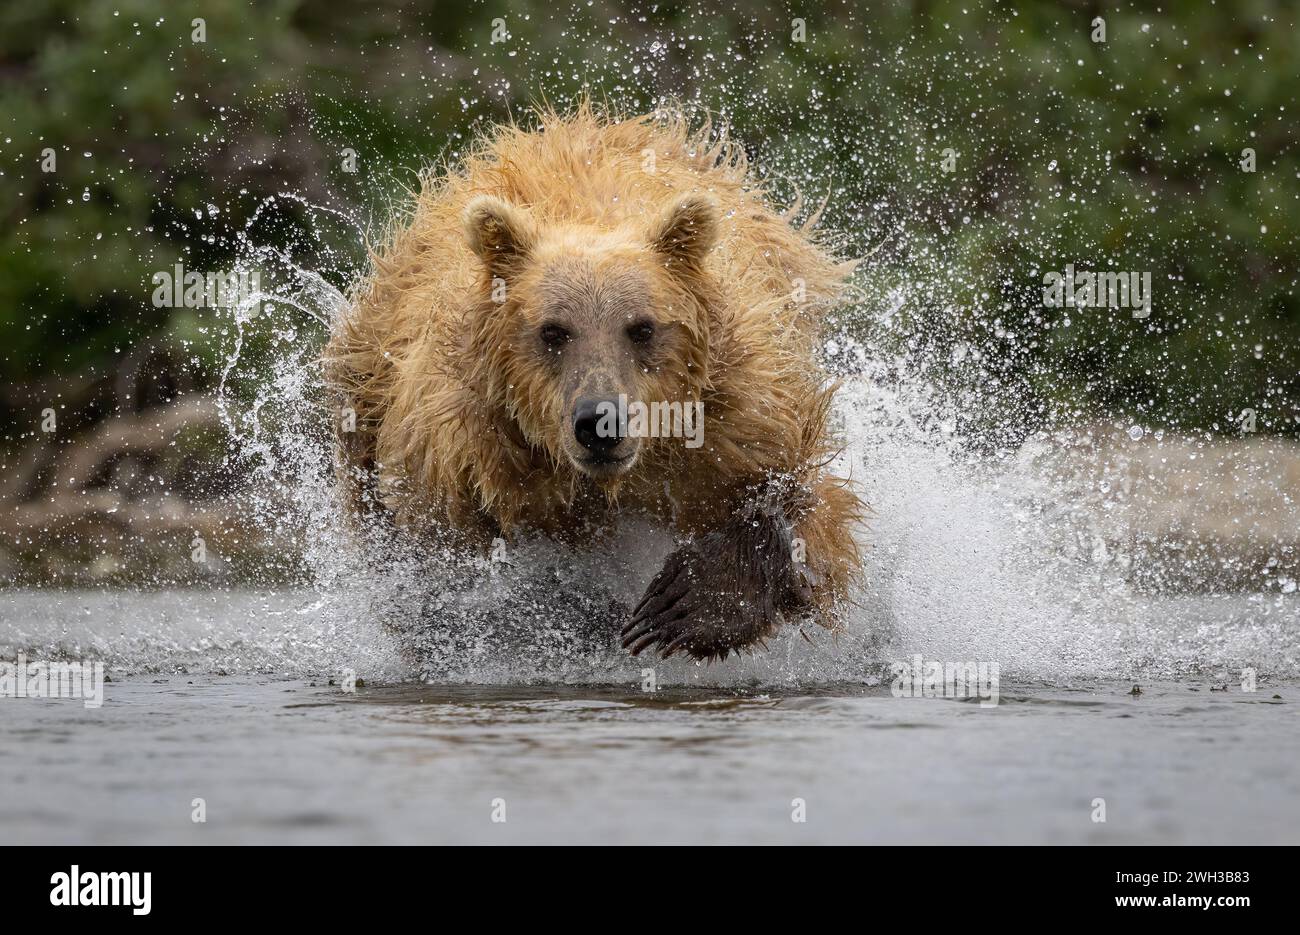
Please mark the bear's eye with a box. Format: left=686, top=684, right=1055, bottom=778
left=626, top=320, right=655, bottom=345
left=540, top=323, right=570, bottom=349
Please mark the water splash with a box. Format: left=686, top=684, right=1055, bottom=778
left=177, top=200, right=1300, bottom=687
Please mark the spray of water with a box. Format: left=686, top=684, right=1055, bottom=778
left=190, top=172, right=1300, bottom=687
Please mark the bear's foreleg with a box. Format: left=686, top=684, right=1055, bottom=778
left=621, top=479, right=845, bottom=662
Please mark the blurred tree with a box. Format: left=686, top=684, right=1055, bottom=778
left=1, top=0, right=1296, bottom=443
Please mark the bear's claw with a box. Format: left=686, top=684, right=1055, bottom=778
left=621, top=499, right=811, bottom=662
left=622, top=547, right=702, bottom=656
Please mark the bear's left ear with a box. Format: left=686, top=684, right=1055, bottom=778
left=648, top=194, right=719, bottom=269
left=464, top=195, right=536, bottom=277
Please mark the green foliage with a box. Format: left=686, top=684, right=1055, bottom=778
left=1, top=0, right=1297, bottom=437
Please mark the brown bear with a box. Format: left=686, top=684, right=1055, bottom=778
left=324, top=104, right=864, bottom=661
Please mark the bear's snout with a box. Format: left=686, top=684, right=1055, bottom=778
left=572, top=397, right=626, bottom=456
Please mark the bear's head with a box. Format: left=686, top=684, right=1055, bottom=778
left=463, top=192, right=718, bottom=485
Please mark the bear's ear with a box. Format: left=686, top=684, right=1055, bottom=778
left=648, top=194, right=719, bottom=268
left=464, top=195, right=536, bottom=276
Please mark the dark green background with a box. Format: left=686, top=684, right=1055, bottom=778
left=2, top=0, right=1297, bottom=446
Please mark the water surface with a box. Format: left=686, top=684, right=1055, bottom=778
left=2, top=589, right=1295, bottom=844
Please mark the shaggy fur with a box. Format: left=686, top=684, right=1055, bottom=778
left=324, top=103, right=864, bottom=660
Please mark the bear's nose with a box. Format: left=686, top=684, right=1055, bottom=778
left=573, top=397, right=623, bottom=453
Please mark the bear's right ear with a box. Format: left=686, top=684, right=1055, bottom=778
left=648, top=194, right=720, bottom=269
left=463, top=195, right=536, bottom=277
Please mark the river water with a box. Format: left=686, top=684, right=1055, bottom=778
left=1, top=587, right=1296, bottom=844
